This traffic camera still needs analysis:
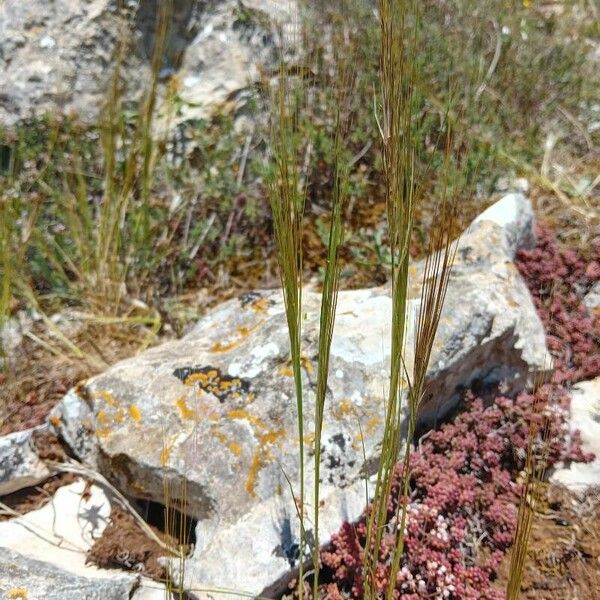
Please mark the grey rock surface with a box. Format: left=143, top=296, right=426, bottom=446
left=0, top=0, right=293, bottom=127
left=0, top=479, right=112, bottom=563
left=0, top=427, right=52, bottom=495
left=0, top=548, right=136, bottom=600
left=50, top=194, right=548, bottom=597
left=584, top=281, right=600, bottom=315
left=0, top=479, right=154, bottom=599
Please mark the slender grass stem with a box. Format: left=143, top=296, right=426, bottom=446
left=312, top=108, right=349, bottom=598
left=268, top=62, right=308, bottom=598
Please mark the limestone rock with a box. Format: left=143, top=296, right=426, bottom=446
left=0, top=427, right=52, bottom=495
left=50, top=387, right=99, bottom=466
left=0, top=548, right=136, bottom=600
left=0, top=0, right=294, bottom=127
left=0, top=479, right=112, bottom=564
left=550, top=377, right=600, bottom=493
left=584, top=281, right=600, bottom=315
left=51, top=194, right=548, bottom=597
left=0, top=479, right=145, bottom=599
left=472, top=192, right=535, bottom=258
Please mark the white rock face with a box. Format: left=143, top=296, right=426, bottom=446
left=584, top=281, right=600, bottom=315
left=0, top=477, right=170, bottom=598
left=0, top=549, right=136, bottom=600
left=47, top=195, right=548, bottom=598
left=0, top=0, right=295, bottom=127
left=0, top=479, right=112, bottom=567
left=0, top=427, right=52, bottom=495
left=472, top=192, right=535, bottom=258
left=550, top=377, right=600, bottom=493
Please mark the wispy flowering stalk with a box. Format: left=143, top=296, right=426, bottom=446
left=312, top=106, right=350, bottom=598
left=363, top=0, right=419, bottom=594
left=267, top=59, right=308, bottom=597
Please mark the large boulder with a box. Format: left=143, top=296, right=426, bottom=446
left=50, top=194, right=548, bottom=597
left=0, top=0, right=292, bottom=127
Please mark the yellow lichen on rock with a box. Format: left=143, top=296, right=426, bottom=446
left=176, top=396, right=197, bottom=420
left=160, top=444, right=172, bottom=466
left=128, top=404, right=142, bottom=422
left=94, top=389, right=118, bottom=407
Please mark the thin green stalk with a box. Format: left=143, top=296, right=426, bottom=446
left=506, top=363, right=552, bottom=598
left=312, top=109, right=349, bottom=597
left=268, top=64, right=308, bottom=598
left=0, top=199, right=14, bottom=323
left=386, top=143, right=458, bottom=598
left=363, top=0, right=418, bottom=594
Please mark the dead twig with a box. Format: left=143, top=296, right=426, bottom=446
left=47, top=459, right=179, bottom=556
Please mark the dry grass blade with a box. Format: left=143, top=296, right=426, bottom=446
left=267, top=50, right=309, bottom=596
left=47, top=459, right=179, bottom=556
left=506, top=356, right=553, bottom=598
left=386, top=128, right=459, bottom=598
left=363, top=0, right=419, bottom=594
left=312, top=103, right=351, bottom=596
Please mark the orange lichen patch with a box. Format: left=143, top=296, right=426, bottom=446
left=113, top=408, right=125, bottom=424
left=211, top=428, right=228, bottom=444
left=96, top=427, right=112, bottom=438
left=300, top=355, right=314, bottom=375
left=210, top=427, right=243, bottom=458
left=237, top=325, right=253, bottom=337
left=96, top=410, right=109, bottom=424
left=160, top=444, right=172, bottom=466
left=221, top=408, right=286, bottom=495
left=366, top=415, right=382, bottom=435
left=245, top=429, right=285, bottom=496
left=246, top=453, right=263, bottom=496
left=338, top=400, right=355, bottom=416
left=176, top=397, right=197, bottom=420
left=278, top=356, right=314, bottom=377
left=128, top=404, right=142, bottom=422
left=49, top=415, right=61, bottom=427
left=332, top=399, right=357, bottom=420
left=8, top=589, right=28, bottom=599
left=210, top=322, right=264, bottom=354
left=250, top=297, right=270, bottom=314
left=176, top=366, right=252, bottom=403
left=210, top=339, right=242, bottom=353
left=352, top=431, right=365, bottom=451
left=304, top=432, right=316, bottom=448
left=94, top=390, right=118, bottom=407
left=229, top=441, right=242, bottom=456
left=227, top=408, right=267, bottom=430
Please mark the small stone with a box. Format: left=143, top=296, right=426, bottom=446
left=0, top=548, right=136, bottom=600
left=0, top=427, right=52, bottom=496
left=0, top=480, right=139, bottom=599
left=550, top=377, right=600, bottom=493
left=39, top=35, right=56, bottom=49
left=584, top=281, right=600, bottom=315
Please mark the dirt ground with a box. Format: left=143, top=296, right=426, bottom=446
left=496, top=485, right=600, bottom=599
left=86, top=505, right=178, bottom=580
